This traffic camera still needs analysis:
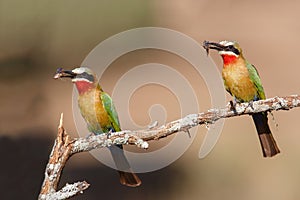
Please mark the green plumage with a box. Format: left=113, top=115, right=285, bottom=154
left=204, top=40, right=280, bottom=157
left=55, top=66, right=141, bottom=186
left=246, top=62, right=266, bottom=100
left=100, top=92, right=121, bottom=132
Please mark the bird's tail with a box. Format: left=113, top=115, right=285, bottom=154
left=118, top=171, right=141, bottom=187
left=109, top=145, right=141, bottom=187
left=252, top=112, right=280, bottom=157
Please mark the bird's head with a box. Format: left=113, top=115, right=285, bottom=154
left=203, top=40, right=243, bottom=65
left=54, top=67, right=98, bottom=94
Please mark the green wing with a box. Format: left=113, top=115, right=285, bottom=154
left=101, top=92, right=121, bottom=132
left=246, top=62, right=266, bottom=100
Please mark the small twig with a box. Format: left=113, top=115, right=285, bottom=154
left=39, top=95, right=300, bottom=199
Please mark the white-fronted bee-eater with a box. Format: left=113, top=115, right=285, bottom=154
left=203, top=40, right=280, bottom=157
left=54, top=67, right=141, bottom=186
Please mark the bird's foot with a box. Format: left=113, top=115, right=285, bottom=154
left=245, top=96, right=259, bottom=111
left=246, top=100, right=255, bottom=110
left=229, top=100, right=238, bottom=114
left=106, top=129, right=114, bottom=138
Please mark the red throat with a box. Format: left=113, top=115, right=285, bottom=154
left=74, top=81, right=94, bottom=94
left=221, top=54, right=238, bottom=66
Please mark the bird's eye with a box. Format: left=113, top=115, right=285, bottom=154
left=227, top=45, right=240, bottom=55
left=228, top=45, right=234, bottom=49
left=77, top=72, right=95, bottom=82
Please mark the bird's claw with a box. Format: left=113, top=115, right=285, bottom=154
left=229, top=100, right=238, bottom=114
left=246, top=100, right=255, bottom=110
left=107, top=129, right=113, bottom=138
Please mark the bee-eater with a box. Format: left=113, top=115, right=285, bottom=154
left=203, top=40, right=280, bottom=157
left=54, top=67, right=141, bottom=186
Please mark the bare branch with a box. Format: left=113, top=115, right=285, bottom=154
left=71, top=131, right=149, bottom=154
left=39, top=114, right=76, bottom=199
left=39, top=181, right=90, bottom=200
left=111, top=95, right=300, bottom=141
left=39, top=95, right=300, bottom=199
left=39, top=114, right=148, bottom=199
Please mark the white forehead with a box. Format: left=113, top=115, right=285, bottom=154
left=72, top=67, right=91, bottom=74
left=219, top=40, right=235, bottom=46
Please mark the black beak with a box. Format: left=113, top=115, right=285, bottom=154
left=53, top=68, right=76, bottom=79
left=203, top=41, right=227, bottom=55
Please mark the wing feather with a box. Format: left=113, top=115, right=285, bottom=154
left=101, top=92, right=121, bottom=132
left=246, top=62, right=266, bottom=100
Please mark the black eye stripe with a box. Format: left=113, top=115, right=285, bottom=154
left=77, top=72, right=94, bottom=82
left=227, top=45, right=240, bottom=55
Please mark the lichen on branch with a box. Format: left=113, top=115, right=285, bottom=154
left=39, top=95, right=300, bottom=199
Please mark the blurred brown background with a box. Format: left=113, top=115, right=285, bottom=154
left=1, top=0, right=300, bottom=199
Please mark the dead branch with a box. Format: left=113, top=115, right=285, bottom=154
left=38, top=114, right=90, bottom=200
left=39, top=95, right=300, bottom=199
left=38, top=114, right=147, bottom=200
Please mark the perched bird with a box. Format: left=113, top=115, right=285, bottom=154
left=203, top=40, right=280, bottom=157
left=54, top=67, right=141, bottom=186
